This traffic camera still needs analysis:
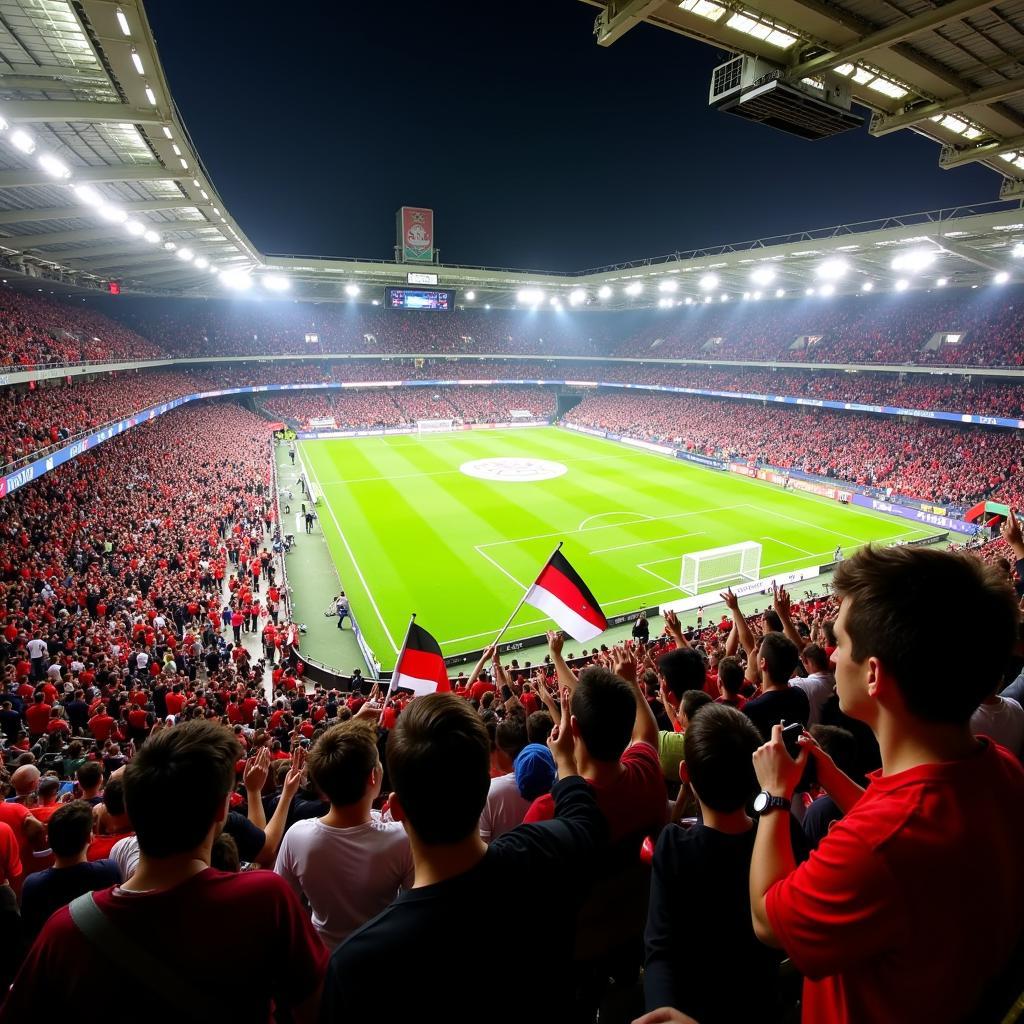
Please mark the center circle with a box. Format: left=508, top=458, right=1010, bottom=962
left=459, top=457, right=567, bottom=483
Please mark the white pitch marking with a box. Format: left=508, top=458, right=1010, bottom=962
left=302, top=445, right=400, bottom=654
left=590, top=532, right=703, bottom=556
left=762, top=535, right=815, bottom=556
left=577, top=511, right=654, bottom=531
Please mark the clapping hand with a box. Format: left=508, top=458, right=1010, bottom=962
left=546, top=687, right=575, bottom=773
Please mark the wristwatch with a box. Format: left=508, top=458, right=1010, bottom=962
left=753, top=791, right=790, bottom=814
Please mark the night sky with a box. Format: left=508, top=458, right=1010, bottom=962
left=146, top=0, right=997, bottom=272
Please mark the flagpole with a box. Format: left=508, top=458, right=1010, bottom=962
left=381, top=613, right=415, bottom=725
left=486, top=541, right=564, bottom=654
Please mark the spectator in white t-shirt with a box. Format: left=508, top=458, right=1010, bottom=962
left=479, top=715, right=530, bottom=844
left=26, top=634, right=47, bottom=680
left=793, top=644, right=835, bottom=727
left=274, top=719, right=412, bottom=950
left=971, top=691, right=1024, bottom=758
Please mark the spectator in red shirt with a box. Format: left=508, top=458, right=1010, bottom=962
left=1, top=720, right=327, bottom=1022
left=749, top=544, right=1024, bottom=1024
left=87, top=705, right=116, bottom=744
left=24, top=693, right=51, bottom=741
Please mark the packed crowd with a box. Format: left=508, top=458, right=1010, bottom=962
left=0, top=371, right=216, bottom=469
left=261, top=386, right=556, bottom=429
left=0, top=523, right=1019, bottom=1022
left=0, top=288, right=163, bottom=368
left=90, top=287, right=1024, bottom=367
left=565, top=390, right=1024, bottom=510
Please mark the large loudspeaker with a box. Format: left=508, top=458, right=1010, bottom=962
left=709, top=56, right=863, bottom=140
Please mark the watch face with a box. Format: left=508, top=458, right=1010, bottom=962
left=753, top=791, right=768, bottom=813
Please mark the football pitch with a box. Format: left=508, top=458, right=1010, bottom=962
left=299, top=427, right=938, bottom=665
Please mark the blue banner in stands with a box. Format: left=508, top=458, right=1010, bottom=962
left=850, top=494, right=978, bottom=535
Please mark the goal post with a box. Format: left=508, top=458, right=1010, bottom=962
left=417, top=418, right=456, bottom=433
left=680, top=541, right=762, bottom=596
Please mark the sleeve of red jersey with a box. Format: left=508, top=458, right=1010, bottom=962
left=765, top=818, right=908, bottom=980
left=522, top=793, right=556, bottom=824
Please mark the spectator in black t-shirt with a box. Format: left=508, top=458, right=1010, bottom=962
left=322, top=690, right=607, bottom=1024
left=802, top=724, right=858, bottom=850
left=20, top=801, right=120, bottom=939
left=742, top=633, right=809, bottom=740
left=645, top=704, right=784, bottom=1023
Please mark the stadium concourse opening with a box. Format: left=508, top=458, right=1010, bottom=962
left=2, top=0, right=1024, bottom=1020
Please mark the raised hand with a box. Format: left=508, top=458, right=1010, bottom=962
left=547, top=630, right=564, bottom=657
left=547, top=687, right=575, bottom=772
left=720, top=588, right=739, bottom=611
left=282, top=745, right=306, bottom=797
left=1002, top=509, right=1024, bottom=555
left=612, top=645, right=637, bottom=684
left=243, top=746, right=270, bottom=792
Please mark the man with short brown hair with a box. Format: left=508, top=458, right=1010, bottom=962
left=749, top=544, right=1024, bottom=1024
left=274, top=719, right=412, bottom=950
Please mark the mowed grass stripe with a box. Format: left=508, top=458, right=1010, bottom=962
left=302, top=428, right=936, bottom=665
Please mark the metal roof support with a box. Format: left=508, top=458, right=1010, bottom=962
left=0, top=165, right=188, bottom=188
left=0, top=199, right=198, bottom=225
left=786, top=0, right=1002, bottom=80
left=595, top=0, right=663, bottom=46
left=938, top=238, right=1005, bottom=271
left=0, top=100, right=165, bottom=125
left=870, top=79, right=1024, bottom=135
left=939, top=134, right=1024, bottom=168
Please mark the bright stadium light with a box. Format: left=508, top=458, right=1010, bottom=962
left=703, top=296, right=713, bottom=304
left=818, top=283, right=835, bottom=297
left=516, top=288, right=543, bottom=305
left=861, top=281, right=874, bottom=292
left=221, top=269, right=252, bottom=290
left=890, top=249, right=936, bottom=273
left=750, top=266, right=776, bottom=286
left=568, top=288, right=586, bottom=305
left=658, top=280, right=678, bottom=293
left=145, top=85, right=157, bottom=106
left=752, top=290, right=762, bottom=300
left=194, top=256, right=209, bottom=270
left=262, top=274, right=289, bottom=292
left=597, top=285, right=612, bottom=299
left=624, top=282, right=643, bottom=296
left=38, top=154, right=70, bottom=179
left=684, top=296, right=693, bottom=305
left=345, top=283, right=360, bottom=297
left=1014, top=243, right=1024, bottom=258
left=130, top=50, right=144, bottom=75
left=995, top=271, right=1010, bottom=284
left=163, top=241, right=176, bottom=251
left=742, top=292, right=750, bottom=301
left=116, top=7, right=131, bottom=35
left=775, top=288, right=785, bottom=298
left=805, top=287, right=816, bottom=296
left=464, top=290, right=475, bottom=301
left=176, top=247, right=194, bottom=261
left=657, top=297, right=673, bottom=308
left=815, top=258, right=849, bottom=281
left=719, top=293, right=728, bottom=302
left=143, top=229, right=160, bottom=243
left=162, top=126, right=172, bottom=139
left=124, top=220, right=145, bottom=236
left=699, top=273, right=719, bottom=291
left=936, top=277, right=947, bottom=287
left=98, top=204, right=127, bottom=223
left=10, top=129, right=35, bottom=154
left=894, top=278, right=910, bottom=291
left=73, top=184, right=103, bottom=207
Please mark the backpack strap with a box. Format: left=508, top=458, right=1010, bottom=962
left=68, top=891, right=233, bottom=1023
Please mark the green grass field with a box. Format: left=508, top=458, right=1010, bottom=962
left=299, top=427, right=938, bottom=666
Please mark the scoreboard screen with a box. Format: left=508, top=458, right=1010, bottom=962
left=386, top=287, right=452, bottom=311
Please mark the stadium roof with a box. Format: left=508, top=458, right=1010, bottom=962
left=0, top=0, right=1023, bottom=309
left=583, top=0, right=1024, bottom=189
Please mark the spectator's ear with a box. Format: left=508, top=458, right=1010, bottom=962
left=678, top=762, right=690, bottom=786
left=387, top=791, right=405, bottom=823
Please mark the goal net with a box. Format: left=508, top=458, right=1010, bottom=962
left=680, top=541, right=762, bottom=596
left=417, top=419, right=456, bottom=433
